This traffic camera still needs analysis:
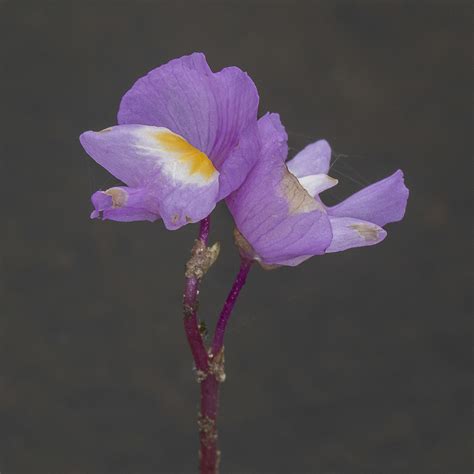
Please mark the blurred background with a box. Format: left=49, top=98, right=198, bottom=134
left=0, top=1, right=471, bottom=473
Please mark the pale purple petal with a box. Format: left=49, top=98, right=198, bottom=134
left=157, top=177, right=219, bottom=230
left=227, top=114, right=332, bottom=266
left=117, top=52, right=259, bottom=196
left=286, top=139, right=331, bottom=177
left=80, top=124, right=220, bottom=229
left=216, top=122, right=260, bottom=200
left=91, top=187, right=160, bottom=222
left=81, top=125, right=164, bottom=187
left=327, top=170, right=409, bottom=226
left=326, top=217, right=387, bottom=253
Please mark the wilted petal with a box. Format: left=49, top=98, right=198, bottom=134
left=327, top=170, right=409, bottom=226
left=118, top=52, right=259, bottom=196
left=227, top=114, right=332, bottom=266
left=80, top=124, right=219, bottom=229
left=286, top=139, right=331, bottom=177
left=326, top=216, right=387, bottom=253
left=91, top=187, right=160, bottom=222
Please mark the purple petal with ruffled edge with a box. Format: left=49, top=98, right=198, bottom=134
left=80, top=124, right=219, bottom=230
left=226, top=113, right=332, bottom=267
left=327, top=170, right=409, bottom=227
left=118, top=52, right=260, bottom=199
left=286, top=139, right=331, bottom=177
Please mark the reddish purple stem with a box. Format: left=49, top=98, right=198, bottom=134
left=183, top=218, right=253, bottom=474
left=199, top=375, right=220, bottom=473
left=183, top=217, right=210, bottom=373
left=211, top=258, right=253, bottom=356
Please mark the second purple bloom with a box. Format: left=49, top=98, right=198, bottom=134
left=226, top=113, right=409, bottom=267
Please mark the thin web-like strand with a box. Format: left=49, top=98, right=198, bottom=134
left=331, top=152, right=370, bottom=185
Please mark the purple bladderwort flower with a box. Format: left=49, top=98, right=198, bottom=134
left=226, top=113, right=409, bottom=267
left=80, top=53, right=259, bottom=230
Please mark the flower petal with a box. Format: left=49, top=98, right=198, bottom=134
left=227, top=114, right=332, bottom=266
left=80, top=124, right=220, bottom=229
left=91, top=187, right=160, bottom=222
left=327, top=170, right=409, bottom=226
left=80, top=124, right=219, bottom=187
left=117, top=52, right=259, bottom=182
left=326, top=217, right=387, bottom=253
left=215, top=122, right=260, bottom=200
left=286, top=139, right=331, bottom=177
left=298, top=174, right=338, bottom=197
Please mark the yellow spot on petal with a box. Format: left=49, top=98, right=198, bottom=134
left=155, top=131, right=216, bottom=180
left=350, top=223, right=380, bottom=241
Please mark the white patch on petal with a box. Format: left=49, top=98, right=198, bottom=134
left=133, top=126, right=219, bottom=187
left=298, top=174, right=338, bottom=197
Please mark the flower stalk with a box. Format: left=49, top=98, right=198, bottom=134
left=211, top=258, right=253, bottom=356
left=183, top=218, right=253, bottom=474
left=183, top=217, right=213, bottom=373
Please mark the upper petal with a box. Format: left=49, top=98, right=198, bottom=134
left=286, top=139, right=331, bottom=178
left=80, top=124, right=220, bottom=229
left=80, top=124, right=219, bottom=187
left=327, top=169, right=409, bottom=226
left=117, top=53, right=259, bottom=170
left=226, top=114, right=332, bottom=266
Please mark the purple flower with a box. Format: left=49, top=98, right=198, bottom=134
left=226, top=113, right=409, bottom=267
left=80, top=53, right=259, bottom=230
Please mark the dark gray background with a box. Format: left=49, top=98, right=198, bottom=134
left=1, top=1, right=471, bottom=473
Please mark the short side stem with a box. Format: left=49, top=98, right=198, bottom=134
left=198, top=257, right=253, bottom=474
left=211, top=258, right=253, bottom=356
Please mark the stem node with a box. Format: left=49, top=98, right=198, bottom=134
left=195, top=369, right=207, bottom=383
left=208, top=346, right=226, bottom=383
left=185, top=240, right=221, bottom=280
